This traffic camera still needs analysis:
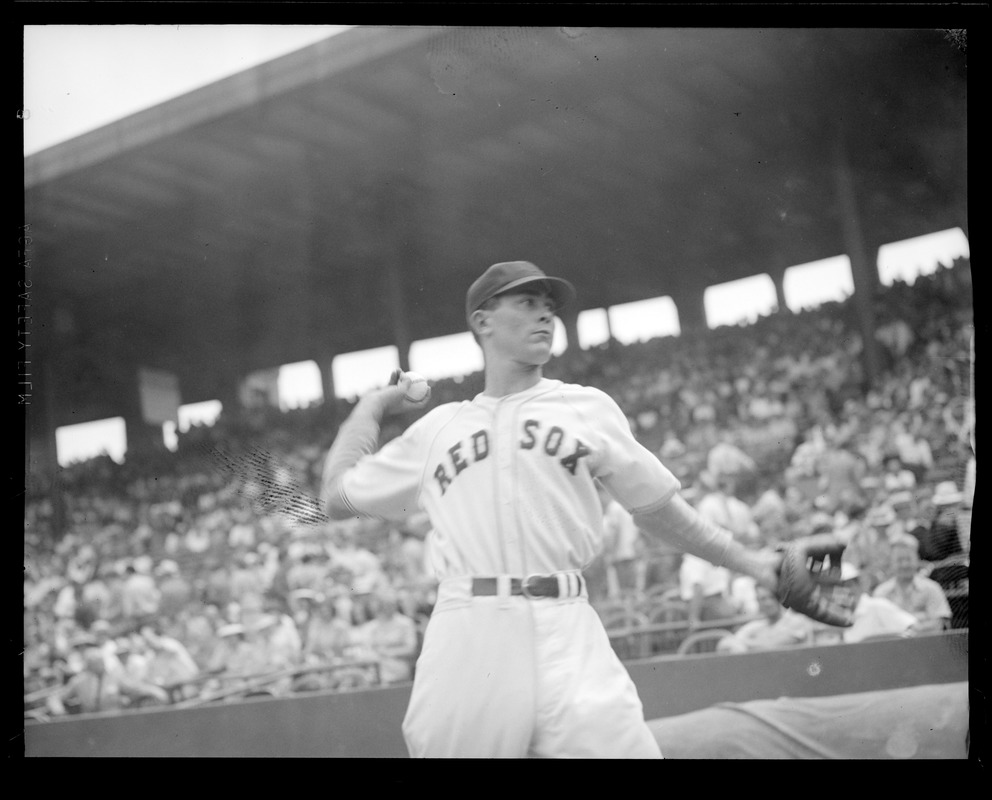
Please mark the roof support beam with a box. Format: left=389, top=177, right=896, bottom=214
left=832, top=127, right=881, bottom=386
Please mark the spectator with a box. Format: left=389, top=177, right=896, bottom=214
left=716, top=584, right=813, bottom=653
left=881, top=456, right=917, bottom=493
left=119, top=632, right=154, bottom=685
left=46, top=645, right=168, bottom=716
left=208, top=623, right=248, bottom=675
left=250, top=613, right=300, bottom=696
left=141, top=624, right=200, bottom=697
left=872, top=536, right=952, bottom=634
left=228, top=511, right=257, bottom=550
left=814, top=434, right=867, bottom=514
left=328, top=523, right=388, bottom=622
left=598, top=481, right=646, bottom=600
left=183, top=602, right=225, bottom=671
left=80, top=564, right=115, bottom=623
left=286, top=549, right=328, bottom=594
left=353, top=591, right=418, bottom=685
left=120, top=561, right=161, bottom=629
left=204, top=562, right=233, bottom=609
left=822, top=563, right=918, bottom=643
left=156, top=560, right=193, bottom=622
left=66, top=544, right=98, bottom=585
left=891, top=416, right=934, bottom=484
left=183, top=523, right=212, bottom=555
left=302, top=598, right=354, bottom=665
left=266, top=543, right=295, bottom=603
left=679, top=552, right=737, bottom=627
left=218, top=619, right=279, bottom=691
left=263, top=602, right=304, bottom=670
left=658, top=431, right=687, bottom=461
left=842, top=504, right=895, bottom=594
left=750, top=483, right=789, bottom=545
left=52, top=578, right=79, bottom=624
left=228, top=552, right=267, bottom=607
left=705, top=441, right=757, bottom=488
left=89, top=619, right=126, bottom=673
left=918, top=481, right=966, bottom=563
left=329, top=522, right=387, bottom=595
left=695, top=470, right=761, bottom=546
left=382, top=514, right=431, bottom=588
left=875, top=316, right=915, bottom=363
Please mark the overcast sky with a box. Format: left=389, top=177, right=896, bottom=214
left=23, top=25, right=352, bottom=155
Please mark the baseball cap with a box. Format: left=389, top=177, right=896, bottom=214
left=465, top=261, right=576, bottom=321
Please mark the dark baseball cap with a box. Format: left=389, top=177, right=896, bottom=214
left=465, top=261, right=576, bottom=321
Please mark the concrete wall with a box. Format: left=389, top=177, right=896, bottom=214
left=24, top=630, right=968, bottom=758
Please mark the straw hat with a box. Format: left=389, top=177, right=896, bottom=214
left=931, top=481, right=963, bottom=506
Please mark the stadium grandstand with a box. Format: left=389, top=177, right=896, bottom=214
left=22, top=27, right=974, bottom=758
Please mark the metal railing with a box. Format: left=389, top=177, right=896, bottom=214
left=168, top=660, right=382, bottom=708
left=606, top=614, right=761, bottom=659
left=25, top=659, right=384, bottom=720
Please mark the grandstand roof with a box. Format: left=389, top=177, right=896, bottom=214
left=24, top=26, right=967, bottom=428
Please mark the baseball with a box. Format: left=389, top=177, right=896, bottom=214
left=401, top=372, right=430, bottom=402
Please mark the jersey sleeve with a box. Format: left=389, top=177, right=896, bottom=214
left=339, top=415, right=430, bottom=522
left=580, top=387, right=681, bottom=513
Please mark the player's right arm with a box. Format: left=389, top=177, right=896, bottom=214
left=319, top=375, right=429, bottom=521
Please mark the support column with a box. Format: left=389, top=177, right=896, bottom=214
left=670, top=283, right=708, bottom=335
left=319, top=357, right=337, bottom=406
left=769, top=264, right=789, bottom=315
left=123, top=367, right=165, bottom=458
left=214, top=373, right=244, bottom=419
left=30, top=355, right=64, bottom=540
left=313, top=355, right=341, bottom=433
left=832, top=130, right=881, bottom=385
left=384, top=261, right=412, bottom=372
left=559, top=304, right=581, bottom=352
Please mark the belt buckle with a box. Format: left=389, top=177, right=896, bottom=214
left=521, top=574, right=543, bottom=599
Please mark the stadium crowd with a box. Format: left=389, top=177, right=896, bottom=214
left=24, top=259, right=973, bottom=718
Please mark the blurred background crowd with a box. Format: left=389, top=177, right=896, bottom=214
left=24, top=258, right=973, bottom=719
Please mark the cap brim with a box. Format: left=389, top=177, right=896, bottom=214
left=490, top=275, right=576, bottom=310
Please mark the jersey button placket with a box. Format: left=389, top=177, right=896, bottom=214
left=495, top=399, right=521, bottom=576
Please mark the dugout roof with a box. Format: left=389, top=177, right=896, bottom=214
left=23, top=26, right=968, bottom=429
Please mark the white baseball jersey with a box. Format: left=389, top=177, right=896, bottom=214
left=337, top=377, right=678, bottom=757
left=338, top=377, right=681, bottom=579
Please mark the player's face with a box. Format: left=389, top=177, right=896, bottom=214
left=485, top=287, right=557, bottom=366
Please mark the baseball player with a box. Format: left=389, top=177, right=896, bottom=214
left=319, top=260, right=851, bottom=758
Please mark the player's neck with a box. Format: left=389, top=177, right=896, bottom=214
left=483, top=361, right=544, bottom=398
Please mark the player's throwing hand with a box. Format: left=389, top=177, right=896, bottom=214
left=370, top=369, right=433, bottom=416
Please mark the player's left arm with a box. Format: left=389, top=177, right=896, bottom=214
left=633, top=494, right=781, bottom=591
left=581, top=388, right=775, bottom=593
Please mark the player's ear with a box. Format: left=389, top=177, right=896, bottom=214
left=469, top=308, right=490, bottom=337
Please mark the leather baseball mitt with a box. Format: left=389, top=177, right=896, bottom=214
left=774, top=534, right=856, bottom=627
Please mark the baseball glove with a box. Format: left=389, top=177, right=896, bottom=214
left=774, top=534, right=855, bottom=627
